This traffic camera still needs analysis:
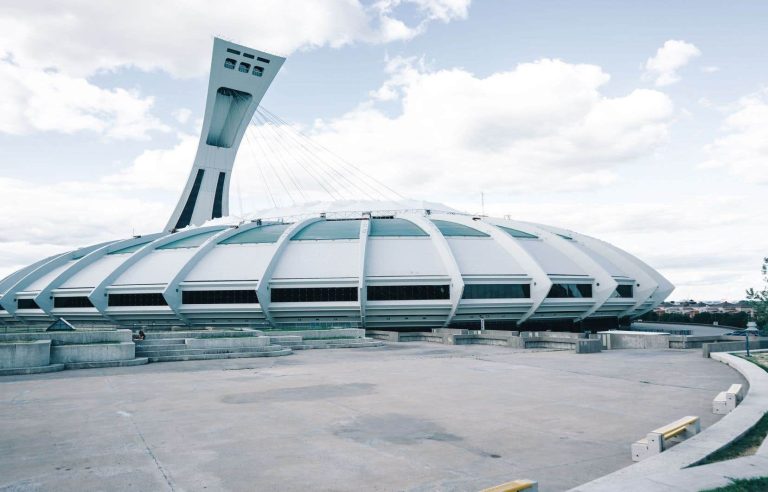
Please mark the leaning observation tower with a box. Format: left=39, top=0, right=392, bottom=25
left=0, top=38, right=673, bottom=332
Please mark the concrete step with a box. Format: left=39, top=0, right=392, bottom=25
left=135, top=343, right=189, bottom=352
left=137, top=345, right=286, bottom=358
left=291, top=339, right=384, bottom=350
left=147, top=348, right=292, bottom=363
left=142, top=330, right=263, bottom=340
left=63, top=358, right=149, bottom=370
left=135, top=339, right=186, bottom=346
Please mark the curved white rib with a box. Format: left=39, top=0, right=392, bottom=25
left=34, top=234, right=164, bottom=315
left=405, top=213, right=465, bottom=328
left=255, top=217, right=321, bottom=327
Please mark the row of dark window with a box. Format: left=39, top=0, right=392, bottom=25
left=108, top=293, right=168, bottom=307
left=462, top=284, right=531, bottom=299
left=614, top=285, right=634, bottom=298
left=546, top=284, right=593, bottom=298
left=226, top=47, right=270, bottom=63
left=224, top=58, right=264, bottom=76
left=182, top=290, right=258, bottom=305
left=54, top=296, right=93, bottom=308
left=17, top=298, right=40, bottom=309
left=34, top=283, right=613, bottom=309
left=367, top=285, right=450, bottom=301
left=271, top=287, right=358, bottom=303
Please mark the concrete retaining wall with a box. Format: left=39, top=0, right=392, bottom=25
left=703, top=339, right=768, bottom=358
left=451, top=333, right=513, bottom=346
left=366, top=330, right=400, bottom=341
left=0, top=340, right=51, bottom=369
left=0, top=330, right=132, bottom=345
left=50, top=342, right=135, bottom=364
left=266, top=328, right=364, bottom=339
left=186, top=337, right=270, bottom=349
left=575, top=339, right=603, bottom=353
left=599, top=331, right=670, bottom=349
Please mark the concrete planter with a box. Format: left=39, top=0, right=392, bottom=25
left=0, top=340, right=51, bottom=369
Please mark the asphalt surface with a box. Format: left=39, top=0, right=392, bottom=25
left=0, top=343, right=745, bottom=491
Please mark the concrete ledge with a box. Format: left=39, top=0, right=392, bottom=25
left=50, top=342, right=135, bottom=364
left=290, top=339, right=384, bottom=350
left=599, top=331, right=670, bottom=350
left=703, top=339, right=768, bottom=358
left=147, top=348, right=292, bottom=363
left=0, top=340, right=51, bottom=369
left=0, top=330, right=132, bottom=345
left=185, top=337, right=270, bottom=349
left=0, top=363, right=64, bottom=376
left=64, top=358, right=149, bottom=370
left=142, top=330, right=264, bottom=340
left=570, top=352, right=767, bottom=491
left=266, top=328, right=365, bottom=339
left=452, top=333, right=513, bottom=346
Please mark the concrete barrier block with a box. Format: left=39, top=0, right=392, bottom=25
left=50, top=342, right=135, bottom=364
left=575, top=339, right=602, bottom=353
left=0, top=340, right=51, bottom=369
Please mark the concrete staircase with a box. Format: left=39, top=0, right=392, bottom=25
left=135, top=330, right=291, bottom=362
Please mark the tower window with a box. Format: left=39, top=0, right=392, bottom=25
left=239, top=62, right=250, bottom=73
left=224, top=58, right=236, bottom=69
left=252, top=66, right=264, bottom=77
left=257, top=56, right=270, bottom=64
left=226, top=48, right=241, bottom=55
left=243, top=53, right=255, bottom=59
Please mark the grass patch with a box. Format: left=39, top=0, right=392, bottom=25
left=696, top=413, right=768, bottom=465
left=742, top=353, right=768, bottom=373
left=701, top=476, right=768, bottom=492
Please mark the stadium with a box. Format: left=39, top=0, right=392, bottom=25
left=0, top=38, right=673, bottom=332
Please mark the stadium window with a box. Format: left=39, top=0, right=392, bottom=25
left=546, top=284, right=593, bottom=298
left=367, top=285, right=450, bottom=301
left=54, top=296, right=94, bottom=308
left=271, top=287, right=358, bottom=303
left=17, top=298, right=40, bottom=309
left=224, top=58, right=236, bottom=69
left=108, top=293, right=168, bottom=307
left=614, top=285, right=634, bottom=298
left=252, top=66, right=264, bottom=77
left=182, top=290, right=258, bottom=304
left=462, top=284, right=531, bottom=299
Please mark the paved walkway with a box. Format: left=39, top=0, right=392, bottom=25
left=1, top=345, right=743, bottom=491
left=572, top=352, right=768, bottom=491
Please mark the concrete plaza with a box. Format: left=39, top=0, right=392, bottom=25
left=0, top=344, right=744, bottom=491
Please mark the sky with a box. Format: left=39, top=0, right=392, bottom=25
left=0, top=0, right=766, bottom=301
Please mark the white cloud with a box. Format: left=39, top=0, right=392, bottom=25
left=701, top=88, right=768, bottom=184
left=645, top=39, right=701, bottom=86
left=701, top=65, right=720, bottom=73
left=0, top=0, right=472, bottom=78
left=173, top=108, right=193, bottom=125
left=300, top=57, right=674, bottom=195
left=0, top=60, right=168, bottom=138
left=103, top=133, right=197, bottom=191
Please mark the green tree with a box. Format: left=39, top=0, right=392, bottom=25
left=746, top=257, right=768, bottom=327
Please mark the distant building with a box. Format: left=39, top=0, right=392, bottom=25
left=654, top=300, right=754, bottom=318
